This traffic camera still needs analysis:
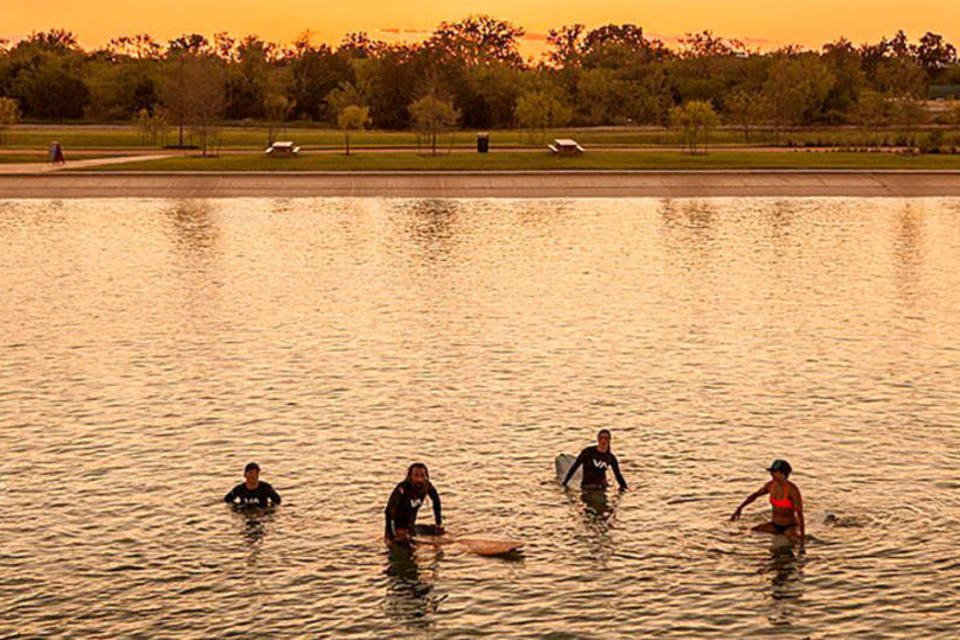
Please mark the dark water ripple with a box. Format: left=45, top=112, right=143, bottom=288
left=1, top=197, right=959, bottom=638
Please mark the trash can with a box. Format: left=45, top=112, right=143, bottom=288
left=476, top=132, right=489, bottom=153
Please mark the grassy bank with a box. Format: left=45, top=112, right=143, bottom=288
left=81, top=150, right=960, bottom=172
left=0, top=153, right=53, bottom=163
left=6, top=124, right=960, bottom=151
left=0, top=152, right=124, bottom=163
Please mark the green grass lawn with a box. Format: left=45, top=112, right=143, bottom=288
left=0, top=153, right=52, bottom=163
left=7, top=124, right=960, bottom=151
left=0, top=152, right=124, bottom=163
left=80, top=149, right=960, bottom=172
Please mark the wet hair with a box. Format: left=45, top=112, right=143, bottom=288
left=597, top=429, right=612, bottom=439
left=405, top=462, right=431, bottom=486
left=768, top=459, right=792, bottom=478
left=244, top=462, right=260, bottom=473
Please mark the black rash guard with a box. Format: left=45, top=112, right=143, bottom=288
left=384, top=481, right=442, bottom=539
left=224, top=481, right=282, bottom=508
left=563, top=446, right=628, bottom=490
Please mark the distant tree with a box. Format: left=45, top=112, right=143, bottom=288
left=764, top=54, right=836, bottom=138
left=288, top=39, right=352, bottom=121
left=107, top=34, right=162, bottom=60
left=9, top=57, right=90, bottom=119
left=325, top=82, right=365, bottom=116
left=159, top=51, right=192, bottom=146
left=159, top=51, right=225, bottom=153
left=409, top=94, right=460, bottom=155
left=84, top=60, right=158, bottom=120
left=426, top=15, right=525, bottom=67
left=224, top=36, right=273, bottom=119
left=187, top=57, right=226, bottom=155
left=725, top=88, right=763, bottom=142
left=545, top=24, right=586, bottom=69
left=515, top=89, right=572, bottom=143
left=263, top=94, right=293, bottom=146
left=337, top=104, right=369, bottom=155
left=854, top=91, right=889, bottom=144
left=821, top=38, right=866, bottom=119
left=914, top=32, right=957, bottom=79
left=679, top=30, right=747, bottom=59
left=0, top=97, right=21, bottom=146
left=135, top=106, right=168, bottom=146
left=23, top=29, right=80, bottom=53
left=872, top=56, right=927, bottom=145
left=670, top=100, right=719, bottom=154
left=947, top=99, right=960, bottom=146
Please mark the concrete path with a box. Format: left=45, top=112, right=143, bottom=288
left=0, top=154, right=174, bottom=175
left=2, top=170, right=960, bottom=199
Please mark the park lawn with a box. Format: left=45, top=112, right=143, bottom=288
left=80, top=149, right=960, bottom=172
left=0, top=153, right=53, bottom=163
left=7, top=124, right=960, bottom=150
left=0, top=152, right=123, bottom=163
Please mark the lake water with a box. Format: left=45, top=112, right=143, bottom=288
left=1, top=197, right=959, bottom=638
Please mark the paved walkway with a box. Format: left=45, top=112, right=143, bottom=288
left=0, top=154, right=174, bottom=175
left=2, top=170, right=960, bottom=198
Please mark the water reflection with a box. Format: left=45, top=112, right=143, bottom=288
left=893, top=205, right=923, bottom=303
left=236, top=509, right=274, bottom=545
left=383, top=544, right=444, bottom=627
left=2, top=197, right=959, bottom=638
left=164, top=200, right=219, bottom=257
left=400, top=200, right=460, bottom=261
left=566, top=488, right=621, bottom=566
left=578, top=489, right=619, bottom=523
left=763, top=542, right=806, bottom=628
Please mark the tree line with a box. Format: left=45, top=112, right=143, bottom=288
left=1, top=18, right=959, bottom=139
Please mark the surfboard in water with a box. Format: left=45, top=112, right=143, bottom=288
left=412, top=535, right=523, bottom=556
left=555, top=453, right=581, bottom=485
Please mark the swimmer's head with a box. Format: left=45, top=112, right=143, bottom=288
left=597, top=429, right=612, bottom=452
left=406, top=462, right=430, bottom=489
left=244, top=462, right=260, bottom=484
left=767, top=459, right=792, bottom=479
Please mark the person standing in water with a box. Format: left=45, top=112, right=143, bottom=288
left=384, top=462, right=443, bottom=544
left=731, top=459, right=805, bottom=542
left=224, top=462, right=282, bottom=508
left=562, top=429, right=628, bottom=491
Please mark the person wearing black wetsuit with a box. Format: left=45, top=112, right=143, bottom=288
left=562, top=429, right=628, bottom=490
left=224, top=461, right=282, bottom=508
left=384, top=462, right=443, bottom=543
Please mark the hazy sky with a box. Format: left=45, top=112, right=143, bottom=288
left=3, top=0, right=958, bottom=56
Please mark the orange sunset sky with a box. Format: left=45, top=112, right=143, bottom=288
left=2, top=0, right=958, bottom=57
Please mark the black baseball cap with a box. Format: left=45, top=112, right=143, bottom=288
left=767, top=459, right=792, bottom=476
left=244, top=462, right=261, bottom=473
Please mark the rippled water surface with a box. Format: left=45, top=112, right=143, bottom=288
left=1, top=197, right=959, bottom=638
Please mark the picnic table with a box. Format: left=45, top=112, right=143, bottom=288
left=547, top=139, right=585, bottom=155
left=265, top=141, right=300, bottom=157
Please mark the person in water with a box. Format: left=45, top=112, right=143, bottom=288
left=562, top=429, right=628, bottom=491
left=384, top=462, right=443, bottom=544
left=731, top=459, right=805, bottom=542
left=224, top=462, right=282, bottom=508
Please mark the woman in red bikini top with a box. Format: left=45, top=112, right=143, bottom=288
left=731, top=459, right=805, bottom=543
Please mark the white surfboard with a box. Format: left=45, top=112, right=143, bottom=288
left=555, top=452, right=581, bottom=486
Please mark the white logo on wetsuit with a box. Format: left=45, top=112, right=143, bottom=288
left=410, top=498, right=423, bottom=508
left=592, top=459, right=609, bottom=470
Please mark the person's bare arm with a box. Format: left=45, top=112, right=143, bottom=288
left=792, top=484, right=805, bottom=540
left=731, top=482, right=770, bottom=520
